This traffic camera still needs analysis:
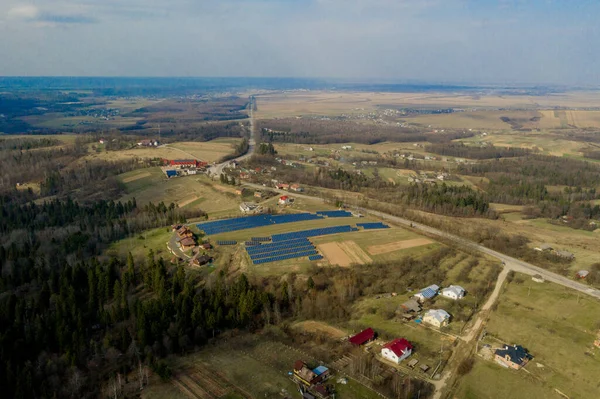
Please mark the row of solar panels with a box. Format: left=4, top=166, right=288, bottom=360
left=271, top=225, right=356, bottom=242
left=309, top=255, right=324, bottom=261
left=316, top=210, right=353, bottom=218
left=197, top=212, right=326, bottom=235
left=246, top=237, right=311, bottom=255
left=357, top=222, right=390, bottom=229
left=251, top=237, right=271, bottom=242
left=216, top=240, right=237, bottom=245
left=252, top=249, right=319, bottom=265
left=249, top=244, right=316, bottom=261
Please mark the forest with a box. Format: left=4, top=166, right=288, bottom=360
left=425, top=142, right=532, bottom=159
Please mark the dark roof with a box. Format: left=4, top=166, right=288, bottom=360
left=494, top=345, right=532, bottom=364
left=294, top=360, right=305, bottom=371
left=303, top=393, right=316, bottom=399
left=180, top=237, right=195, bottom=247
left=349, top=328, right=375, bottom=345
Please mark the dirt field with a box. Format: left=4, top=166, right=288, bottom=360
left=292, top=320, right=347, bottom=339
left=256, top=91, right=600, bottom=119
left=177, top=195, right=200, bottom=208
left=367, top=238, right=434, bottom=255
left=122, top=171, right=151, bottom=183
left=318, top=241, right=370, bottom=267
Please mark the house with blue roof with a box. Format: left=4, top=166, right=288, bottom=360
left=413, top=284, right=440, bottom=303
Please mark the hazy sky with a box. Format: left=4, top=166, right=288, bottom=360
left=1, top=0, right=599, bottom=85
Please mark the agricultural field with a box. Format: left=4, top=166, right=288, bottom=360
left=457, top=131, right=590, bottom=157
left=166, top=333, right=383, bottom=399
left=454, top=274, right=600, bottom=399
left=85, top=137, right=241, bottom=164
left=256, top=91, right=600, bottom=119
left=167, top=138, right=242, bottom=162
left=0, top=133, right=82, bottom=144
left=118, top=171, right=241, bottom=218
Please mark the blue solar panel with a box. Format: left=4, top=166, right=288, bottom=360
left=357, top=222, right=389, bottom=229
left=216, top=240, right=237, bottom=245
left=316, top=210, right=353, bottom=217
left=309, top=255, right=323, bottom=261
left=271, top=225, right=354, bottom=242
left=197, top=213, right=325, bottom=235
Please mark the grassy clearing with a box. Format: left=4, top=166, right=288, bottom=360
left=167, top=138, right=241, bottom=163
left=105, top=226, right=172, bottom=261
left=454, top=359, right=556, bottom=399
left=118, top=173, right=240, bottom=217
left=479, top=275, right=600, bottom=399
left=0, top=133, right=81, bottom=144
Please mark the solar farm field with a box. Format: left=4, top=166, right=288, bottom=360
left=195, top=209, right=443, bottom=276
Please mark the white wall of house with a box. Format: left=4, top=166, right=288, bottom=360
left=381, top=347, right=411, bottom=364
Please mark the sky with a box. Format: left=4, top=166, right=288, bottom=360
left=0, top=0, right=599, bottom=85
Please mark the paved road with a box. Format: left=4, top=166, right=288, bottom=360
left=207, top=98, right=256, bottom=178
left=242, top=182, right=600, bottom=301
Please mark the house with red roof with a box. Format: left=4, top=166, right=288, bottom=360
left=348, top=328, right=375, bottom=346
left=278, top=195, right=291, bottom=205
left=381, top=338, right=412, bottom=363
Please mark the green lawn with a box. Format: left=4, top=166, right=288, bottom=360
left=478, top=274, right=600, bottom=399
left=454, top=360, right=556, bottom=399
left=106, top=226, right=172, bottom=261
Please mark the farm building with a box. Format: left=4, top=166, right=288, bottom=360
left=534, top=243, right=554, bottom=252
left=240, top=202, right=259, bottom=214
left=278, top=195, right=292, bottom=205
left=177, top=226, right=193, bottom=239
left=276, top=183, right=290, bottom=190
left=291, top=184, right=303, bottom=192
left=381, top=338, right=412, bottom=364
left=423, top=309, right=451, bottom=328
left=348, top=328, right=375, bottom=346
left=494, top=344, right=532, bottom=370
left=165, top=169, right=177, bottom=178
left=179, top=237, right=196, bottom=251
left=413, top=284, right=440, bottom=302
left=576, top=270, right=589, bottom=279
left=400, top=299, right=422, bottom=313
left=293, top=361, right=317, bottom=386
left=192, top=255, right=211, bottom=266
left=440, top=285, right=466, bottom=300
left=201, top=242, right=212, bottom=250
left=235, top=188, right=245, bottom=196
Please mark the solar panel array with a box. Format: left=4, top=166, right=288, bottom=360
left=357, top=222, right=390, bottom=229
left=316, top=210, right=353, bottom=218
left=251, top=237, right=271, bottom=242
left=271, top=225, right=354, bottom=242
left=197, top=213, right=324, bottom=235
left=309, top=255, right=324, bottom=261
left=245, top=241, right=260, bottom=246
left=246, top=237, right=318, bottom=264
left=216, top=240, right=237, bottom=245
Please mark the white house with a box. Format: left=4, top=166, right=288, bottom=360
left=413, top=284, right=440, bottom=302
left=381, top=338, right=412, bottom=364
left=341, top=145, right=352, bottom=150
left=423, top=309, right=451, bottom=328
left=440, top=285, right=466, bottom=300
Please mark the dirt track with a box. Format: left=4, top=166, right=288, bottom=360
left=367, top=238, right=433, bottom=255
left=122, top=172, right=151, bottom=183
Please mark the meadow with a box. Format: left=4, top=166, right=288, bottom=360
left=453, top=274, right=600, bottom=399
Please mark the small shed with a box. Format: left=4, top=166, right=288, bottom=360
left=419, top=364, right=430, bottom=372
left=576, top=270, right=589, bottom=279
left=407, top=359, right=419, bottom=369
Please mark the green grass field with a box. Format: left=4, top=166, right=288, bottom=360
left=118, top=171, right=241, bottom=217
left=105, top=226, right=172, bottom=261
left=472, top=274, right=600, bottom=399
